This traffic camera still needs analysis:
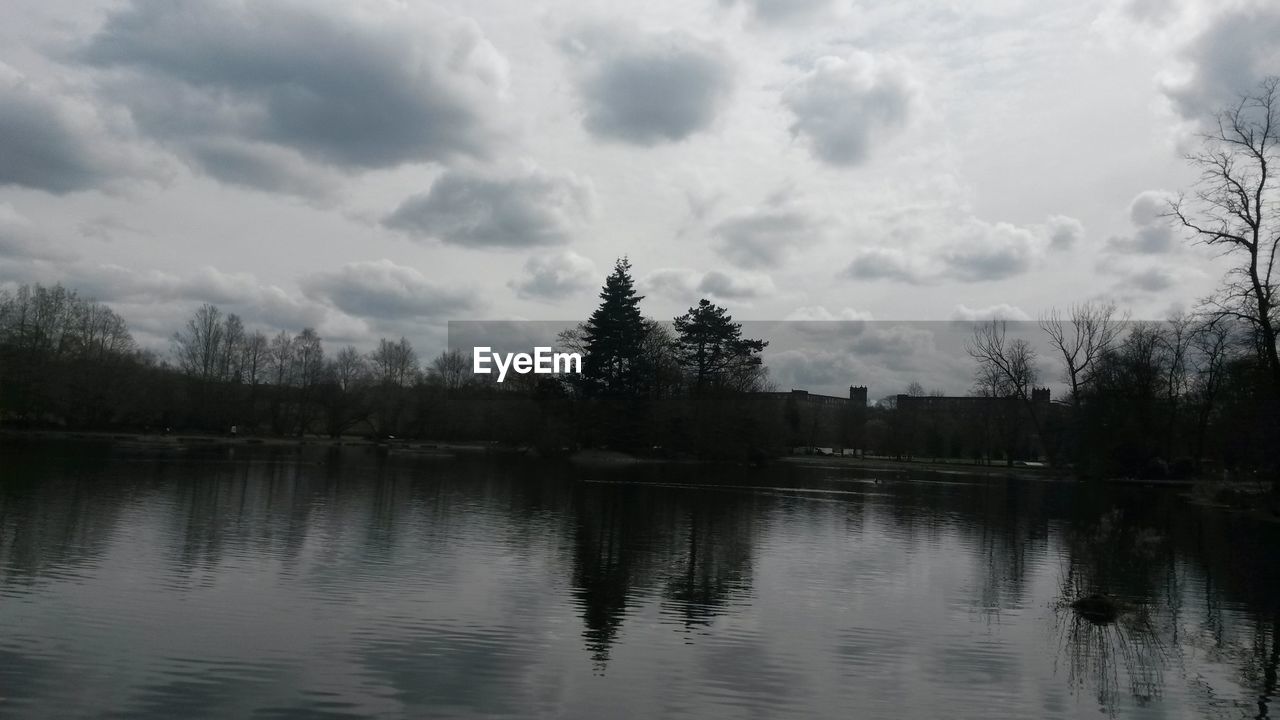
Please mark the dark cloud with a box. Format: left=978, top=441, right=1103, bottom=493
left=509, top=251, right=597, bottom=301
left=1106, top=190, right=1176, bottom=254
left=300, top=259, right=481, bottom=321
left=1126, top=266, right=1179, bottom=291
left=642, top=268, right=774, bottom=301
left=184, top=138, right=338, bottom=199
left=722, top=0, right=835, bottom=25
left=0, top=64, right=142, bottom=194
left=847, top=325, right=935, bottom=357
left=562, top=25, right=734, bottom=145
left=385, top=167, right=594, bottom=249
left=939, top=222, right=1041, bottom=282
left=79, top=0, right=509, bottom=192
left=1162, top=4, right=1280, bottom=121
left=843, top=248, right=921, bottom=283
left=712, top=202, right=823, bottom=268
left=697, top=269, right=775, bottom=299
left=782, top=52, right=915, bottom=166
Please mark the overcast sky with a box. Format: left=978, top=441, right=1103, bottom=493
left=1, top=0, right=1276, bottom=373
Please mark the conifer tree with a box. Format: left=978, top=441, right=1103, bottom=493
left=582, top=258, right=649, bottom=395
left=673, top=299, right=767, bottom=391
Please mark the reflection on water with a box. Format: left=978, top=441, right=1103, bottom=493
left=0, top=440, right=1277, bottom=718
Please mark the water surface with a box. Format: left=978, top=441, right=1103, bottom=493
left=0, top=441, right=1276, bottom=718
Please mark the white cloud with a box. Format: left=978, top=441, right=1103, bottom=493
left=949, top=303, right=1031, bottom=321
left=785, top=306, right=874, bottom=321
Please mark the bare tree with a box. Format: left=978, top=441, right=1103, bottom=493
left=268, top=330, right=295, bottom=387
left=1159, top=313, right=1196, bottom=456
left=330, top=345, right=367, bottom=392
left=1188, top=317, right=1236, bottom=463
left=430, top=349, right=469, bottom=391
left=967, top=320, right=1049, bottom=463
left=292, top=328, right=325, bottom=391
left=241, top=331, right=269, bottom=387
left=1040, top=301, right=1125, bottom=408
left=219, top=313, right=245, bottom=383
left=172, top=304, right=225, bottom=382
left=370, top=337, right=418, bottom=388
left=1170, top=76, right=1280, bottom=405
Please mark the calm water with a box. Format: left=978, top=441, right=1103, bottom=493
left=0, top=441, right=1277, bottom=719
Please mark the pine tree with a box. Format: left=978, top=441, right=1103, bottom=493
left=582, top=258, right=649, bottom=396
left=673, top=299, right=767, bottom=391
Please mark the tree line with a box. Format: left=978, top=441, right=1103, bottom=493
left=0, top=259, right=775, bottom=459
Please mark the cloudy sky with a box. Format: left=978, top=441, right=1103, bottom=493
left=1, top=0, right=1276, bottom=364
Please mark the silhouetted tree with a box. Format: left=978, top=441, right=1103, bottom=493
left=672, top=299, right=767, bottom=392
left=582, top=258, right=649, bottom=397
left=1171, top=77, right=1280, bottom=443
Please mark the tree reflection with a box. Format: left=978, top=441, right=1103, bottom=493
left=567, top=472, right=762, bottom=671
left=1054, top=600, right=1167, bottom=715
left=662, top=492, right=756, bottom=629
left=569, top=484, right=637, bottom=672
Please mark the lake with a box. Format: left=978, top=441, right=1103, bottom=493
left=0, top=440, right=1276, bottom=718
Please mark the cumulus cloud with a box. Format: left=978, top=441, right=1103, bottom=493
left=940, top=221, right=1045, bottom=282
left=0, top=64, right=150, bottom=194
left=642, top=268, right=775, bottom=301
left=1106, top=190, right=1177, bottom=254
left=844, top=247, right=922, bottom=283
left=300, top=259, right=481, bottom=321
left=782, top=52, right=916, bottom=166
left=844, top=214, right=1078, bottom=283
left=949, top=303, right=1031, bottom=321
left=79, top=0, right=510, bottom=192
left=1046, top=214, right=1084, bottom=251
left=711, top=198, right=826, bottom=268
left=510, top=251, right=597, bottom=301
left=561, top=24, right=734, bottom=145
left=385, top=166, right=594, bottom=248
left=1161, top=3, right=1280, bottom=122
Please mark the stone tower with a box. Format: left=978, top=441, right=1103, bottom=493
left=849, top=385, right=868, bottom=407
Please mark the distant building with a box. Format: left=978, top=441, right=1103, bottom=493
left=757, top=384, right=1054, bottom=463
left=894, top=388, right=1052, bottom=463
left=757, top=386, right=868, bottom=450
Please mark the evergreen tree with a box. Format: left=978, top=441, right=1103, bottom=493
left=673, top=299, right=767, bottom=391
left=582, top=258, right=649, bottom=396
